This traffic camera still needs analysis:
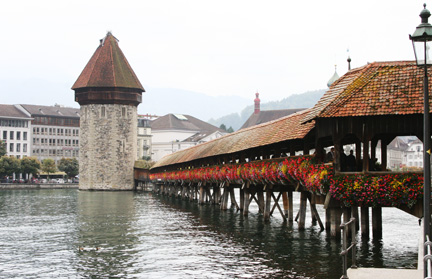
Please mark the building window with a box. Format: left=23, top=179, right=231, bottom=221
left=9, top=131, right=13, bottom=140
left=2, top=131, right=6, bottom=140
left=101, top=106, right=106, bottom=117
left=9, top=143, right=13, bottom=152
left=17, top=132, right=20, bottom=140
left=23, top=144, right=27, bottom=152
left=16, top=143, right=20, bottom=152
left=23, top=132, right=27, bottom=140
left=122, top=107, right=126, bottom=118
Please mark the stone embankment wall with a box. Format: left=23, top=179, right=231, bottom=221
left=79, top=104, right=137, bottom=190
left=0, top=183, right=78, bottom=189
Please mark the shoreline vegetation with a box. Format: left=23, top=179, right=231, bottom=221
left=0, top=183, right=78, bottom=190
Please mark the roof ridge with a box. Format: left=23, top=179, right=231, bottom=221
left=319, top=63, right=380, bottom=117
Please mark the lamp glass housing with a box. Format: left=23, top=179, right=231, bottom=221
left=412, top=40, right=432, bottom=66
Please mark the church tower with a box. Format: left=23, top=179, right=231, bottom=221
left=72, top=32, right=145, bottom=190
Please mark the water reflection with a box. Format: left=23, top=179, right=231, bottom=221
left=75, top=191, right=138, bottom=278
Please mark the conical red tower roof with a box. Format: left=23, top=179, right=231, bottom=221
left=72, top=32, right=144, bottom=90
left=72, top=32, right=144, bottom=106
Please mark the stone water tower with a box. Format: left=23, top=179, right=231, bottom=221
left=72, top=32, right=144, bottom=190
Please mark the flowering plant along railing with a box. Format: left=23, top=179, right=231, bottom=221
left=150, top=155, right=425, bottom=208
left=150, top=156, right=333, bottom=194
left=329, top=173, right=423, bottom=208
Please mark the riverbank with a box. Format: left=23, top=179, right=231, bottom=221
left=0, top=183, right=78, bottom=189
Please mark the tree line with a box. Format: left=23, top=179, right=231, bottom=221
left=0, top=140, right=78, bottom=182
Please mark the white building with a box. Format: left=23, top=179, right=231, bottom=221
left=404, top=138, right=423, bottom=169
left=137, top=117, right=152, bottom=160
left=151, top=114, right=227, bottom=161
left=0, top=105, right=32, bottom=158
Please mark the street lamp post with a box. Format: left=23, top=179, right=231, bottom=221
left=410, top=4, right=432, bottom=275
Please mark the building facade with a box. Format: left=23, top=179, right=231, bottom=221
left=16, top=104, right=80, bottom=164
left=137, top=117, right=152, bottom=160
left=0, top=105, right=32, bottom=159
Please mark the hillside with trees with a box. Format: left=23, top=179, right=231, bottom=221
left=209, top=89, right=326, bottom=131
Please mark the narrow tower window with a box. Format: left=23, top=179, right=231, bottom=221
left=122, top=107, right=126, bottom=118
left=101, top=106, right=106, bottom=117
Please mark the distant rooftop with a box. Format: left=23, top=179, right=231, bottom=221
left=19, top=104, right=80, bottom=118
left=240, top=109, right=305, bottom=130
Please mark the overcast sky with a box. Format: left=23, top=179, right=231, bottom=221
left=0, top=0, right=427, bottom=109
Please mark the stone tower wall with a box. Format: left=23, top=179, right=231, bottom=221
left=79, top=104, right=137, bottom=190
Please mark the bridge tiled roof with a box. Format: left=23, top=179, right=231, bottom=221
left=304, top=61, right=426, bottom=121
left=152, top=109, right=314, bottom=168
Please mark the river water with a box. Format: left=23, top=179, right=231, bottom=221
left=0, top=189, right=420, bottom=279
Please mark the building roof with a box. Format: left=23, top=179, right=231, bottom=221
left=240, top=108, right=305, bottom=129
left=0, top=105, right=32, bottom=119
left=305, top=61, right=427, bottom=122
left=151, top=114, right=224, bottom=133
left=152, top=109, right=314, bottom=168
left=183, top=130, right=226, bottom=143
left=72, top=32, right=144, bottom=91
left=19, top=104, right=80, bottom=118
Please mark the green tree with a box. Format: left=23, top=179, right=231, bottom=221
left=0, top=140, right=6, bottom=157
left=227, top=126, right=234, bottom=133
left=41, top=158, right=56, bottom=179
left=0, top=156, right=21, bottom=178
left=57, top=158, right=79, bottom=179
left=21, top=157, right=41, bottom=178
left=219, top=124, right=227, bottom=131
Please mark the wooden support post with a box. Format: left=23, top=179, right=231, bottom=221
left=264, top=188, right=272, bottom=222
left=308, top=194, right=324, bottom=230
left=361, top=207, right=370, bottom=238
left=282, top=191, right=289, bottom=217
left=362, top=138, right=370, bottom=172
left=199, top=185, right=205, bottom=204
left=298, top=192, right=308, bottom=230
left=239, top=188, right=245, bottom=211
left=330, top=207, right=342, bottom=238
left=371, top=138, right=378, bottom=163
left=325, top=208, right=331, bottom=231
left=290, top=145, right=295, bottom=156
left=243, top=186, right=250, bottom=216
left=372, top=207, right=382, bottom=238
left=229, top=187, right=239, bottom=210
left=288, top=190, right=293, bottom=222
left=205, top=187, right=211, bottom=203
left=381, top=138, right=390, bottom=171
left=213, top=185, right=220, bottom=205
left=352, top=206, right=359, bottom=231
left=355, top=140, right=362, bottom=172
left=221, top=187, right=229, bottom=210
left=334, top=139, right=341, bottom=172
left=309, top=193, right=317, bottom=224
left=257, top=191, right=265, bottom=214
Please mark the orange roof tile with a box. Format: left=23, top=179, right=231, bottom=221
left=152, top=109, right=314, bottom=168
left=305, top=61, right=428, bottom=120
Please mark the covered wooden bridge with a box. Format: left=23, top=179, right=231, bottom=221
left=147, top=61, right=427, bottom=238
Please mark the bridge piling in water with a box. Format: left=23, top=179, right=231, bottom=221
left=151, top=180, right=386, bottom=240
